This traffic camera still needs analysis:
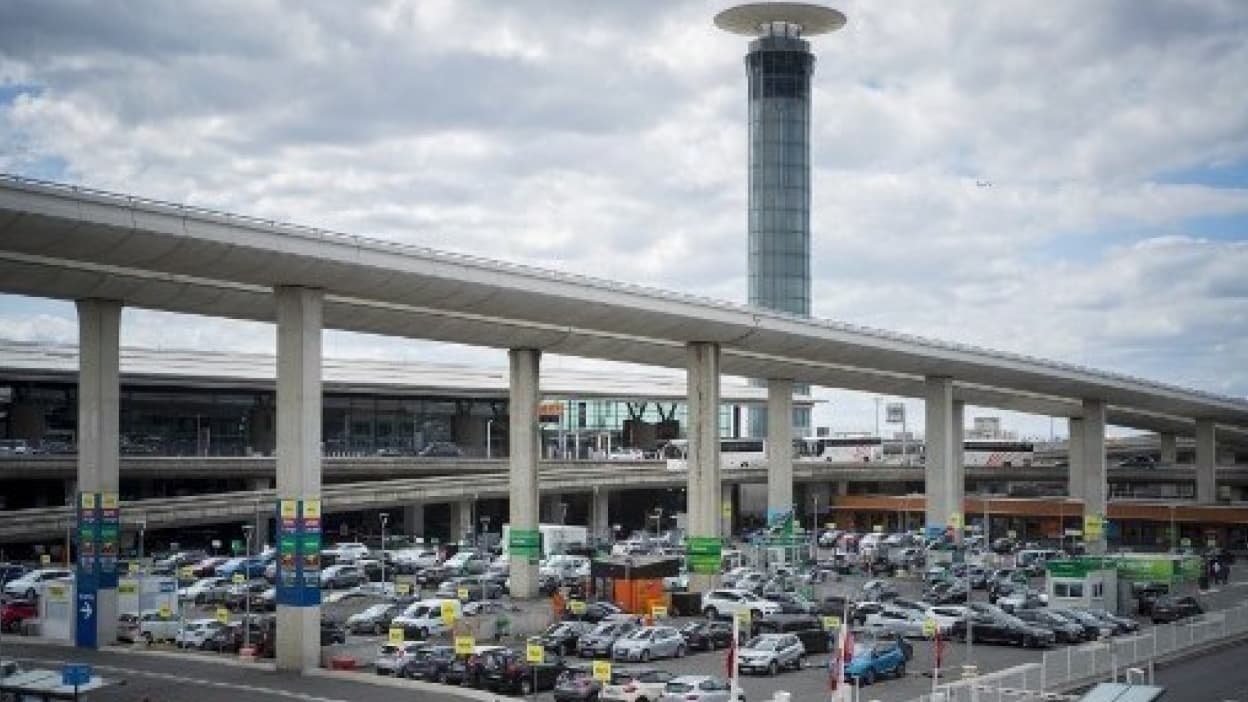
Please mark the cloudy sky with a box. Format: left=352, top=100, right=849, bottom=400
left=1, top=0, right=1246, bottom=439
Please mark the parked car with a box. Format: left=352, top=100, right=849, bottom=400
left=600, top=668, right=676, bottom=702
left=320, top=564, right=364, bottom=590
left=763, top=592, right=816, bottom=615
left=320, top=618, right=347, bottom=645
left=1132, top=582, right=1170, bottom=615
left=392, top=598, right=463, bottom=639
left=678, top=620, right=733, bottom=652
left=224, top=581, right=268, bottom=611
left=701, top=589, right=781, bottom=621
left=482, top=649, right=566, bottom=695
left=175, top=619, right=227, bottom=649
left=453, top=645, right=508, bottom=688
left=179, top=576, right=230, bottom=604
left=0, top=564, right=30, bottom=588
left=191, top=557, right=229, bottom=578
left=137, top=609, right=181, bottom=643
left=656, top=675, right=743, bottom=702
left=1, top=600, right=38, bottom=633
left=1150, top=596, right=1203, bottom=624
left=844, top=638, right=907, bottom=685
left=554, top=665, right=610, bottom=702
left=200, top=622, right=248, bottom=653
left=737, top=633, right=804, bottom=676
left=1078, top=607, right=1139, bottom=634
left=215, top=557, right=267, bottom=580
left=401, top=644, right=456, bottom=681
left=568, top=601, right=625, bottom=624
left=950, top=610, right=1055, bottom=648
left=537, top=620, right=595, bottom=657
left=754, top=614, right=831, bottom=654
left=612, top=626, right=686, bottom=662
left=436, top=575, right=503, bottom=602
left=579, top=619, right=641, bottom=657
left=346, top=602, right=407, bottom=635
left=1014, top=608, right=1085, bottom=644
left=374, top=641, right=426, bottom=676
left=418, top=442, right=463, bottom=458
left=923, top=579, right=969, bottom=605
left=863, top=606, right=928, bottom=639
left=1051, top=608, right=1116, bottom=638
left=2, top=568, right=72, bottom=600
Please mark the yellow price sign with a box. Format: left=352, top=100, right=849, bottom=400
left=303, top=499, right=322, bottom=520
left=454, top=635, right=475, bottom=655
left=721, top=501, right=733, bottom=518
left=101, top=492, right=119, bottom=510
left=1083, top=514, right=1103, bottom=537
left=179, top=566, right=194, bottom=579
left=80, top=493, right=97, bottom=510
left=48, top=585, right=66, bottom=599
left=118, top=582, right=137, bottom=595
left=396, top=582, right=412, bottom=596
left=159, top=603, right=172, bottom=619
left=231, top=573, right=246, bottom=584
left=592, top=660, right=612, bottom=682
left=39, top=554, right=51, bottom=566
left=216, top=607, right=230, bottom=625
left=872, top=524, right=884, bottom=533
left=651, top=605, right=668, bottom=619
left=128, top=561, right=141, bottom=575
left=825, top=522, right=837, bottom=530
left=457, top=586, right=470, bottom=602
left=569, top=600, right=587, bottom=615
left=736, top=609, right=751, bottom=626
left=280, top=500, right=298, bottom=520
left=821, top=615, right=841, bottom=631
left=923, top=618, right=938, bottom=638
left=948, top=512, right=963, bottom=530
left=389, top=627, right=404, bottom=646
left=440, top=601, right=457, bottom=626
left=526, top=642, right=545, bottom=664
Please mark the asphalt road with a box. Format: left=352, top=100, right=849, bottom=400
left=1153, top=639, right=1248, bottom=702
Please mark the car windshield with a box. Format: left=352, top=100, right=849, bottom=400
left=595, top=623, right=621, bottom=635
left=853, top=642, right=874, bottom=657
left=547, top=624, right=572, bottom=636
left=629, top=629, right=654, bottom=641
left=665, top=682, right=695, bottom=693
left=361, top=604, right=388, bottom=616
left=745, top=637, right=779, bottom=650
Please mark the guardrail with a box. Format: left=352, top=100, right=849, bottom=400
left=907, top=602, right=1248, bottom=702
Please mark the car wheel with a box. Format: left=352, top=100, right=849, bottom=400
left=142, top=632, right=153, bottom=645
left=640, top=648, right=651, bottom=662
left=768, top=660, right=779, bottom=676
left=437, top=671, right=448, bottom=684
left=865, top=669, right=876, bottom=686
left=704, top=606, right=718, bottom=619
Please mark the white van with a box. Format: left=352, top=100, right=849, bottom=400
left=859, top=533, right=886, bottom=559
left=391, top=598, right=463, bottom=639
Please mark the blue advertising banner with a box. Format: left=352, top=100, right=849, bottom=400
left=75, top=491, right=100, bottom=649
left=74, top=590, right=97, bottom=649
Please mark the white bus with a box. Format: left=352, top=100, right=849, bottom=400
left=799, top=436, right=884, bottom=463
left=964, top=440, right=1034, bottom=467
left=660, top=438, right=767, bottom=471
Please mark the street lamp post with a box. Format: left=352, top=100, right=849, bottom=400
left=241, top=524, right=254, bottom=651
left=486, top=419, right=494, bottom=459
left=379, top=512, right=389, bottom=593
left=137, top=519, right=147, bottom=614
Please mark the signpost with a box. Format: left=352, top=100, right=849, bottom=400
left=389, top=627, right=404, bottom=646
left=454, top=635, right=475, bottom=655
left=592, top=660, right=611, bottom=683
left=216, top=607, right=230, bottom=625
left=62, top=663, right=91, bottom=699
left=441, top=601, right=457, bottom=627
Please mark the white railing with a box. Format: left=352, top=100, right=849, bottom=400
left=909, top=603, right=1248, bottom=702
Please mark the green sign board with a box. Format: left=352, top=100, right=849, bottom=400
left=686, top=537, right=722, bottom=574
left=231, top=539, right=245, bottom=555
left=509, top=529, right=542, bottom=563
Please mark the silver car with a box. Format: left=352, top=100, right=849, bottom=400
left=863, top=606, right=927, bottom=639
left=657, top=676, right=744, bottom=702
left=611, top=626, right=686, bottom=662
left=736, top=633, right=804, bottom=676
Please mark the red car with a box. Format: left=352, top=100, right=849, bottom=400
left=2, top=600, right=38, bottom=632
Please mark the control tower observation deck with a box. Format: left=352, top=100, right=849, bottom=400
left=715, top=3, right=846, bottom=318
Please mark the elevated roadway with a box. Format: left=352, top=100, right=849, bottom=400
left=4, top=461, right=1248, bottom=541
left=1, top=176, right=1247, bottom=441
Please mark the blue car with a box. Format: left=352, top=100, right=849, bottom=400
left=215, top=557, right=267, bottom=579
left=845, top=640, right=906, bottom=685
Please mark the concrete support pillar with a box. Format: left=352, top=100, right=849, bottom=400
left=76, top=299, right=121, bottom=648
left=686, top=342, right=721, bottom=593
left=766, top=378, right=794, bottom=526
left=540, top=493, right=566, bottom=524
left=1080, top=399, right=1107, bottom=555
left=507, top=348, right=541, bottom=599
left=404, top=504, right=425, bottom=538
left=1067, top=418, right=1085, bottom=499
left=953, top=401, right=964, bottom=470
left=274, top=286, right=323, bottom=672
left=1195, top=420, right=1217, bottom=504
left=835, top=480, right=849, bottom=497
left=591, top=488, right=610, bottom=543
left=450, top=500, right=474, bottom=543
left=924, top=377, right=961, bottom=541
left=1159, top=433, right=1177, bottom=467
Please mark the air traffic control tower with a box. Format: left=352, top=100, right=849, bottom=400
left=716, top=3, right=845, bottom=436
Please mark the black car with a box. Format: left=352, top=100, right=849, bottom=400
left=456, top=647, right=509, bottom=688
left=924, top=580, right=969, bottom=605
left=951, top=611, right=1055, bottom=648
left=1150, top=596, right=1202, bottom=624
left=1132, top=582, right=1170, bottom=615
left=1054, top=608, right=1117, bottom=638
left=679, top=620, right=733, bottom=652
left=850, top=601, right=885, bottom=626
left=579, top=619, right=640, bottom=657
left=1014, top=608, right=1084, bottom=644
left=765, top=592, right=817, bottom=615
left=417, top=565, right=454, bottom=586
left=536, top=621, right=594, bottom=657
left=418, top=442, right=463, bottom=458
left=200, top=623, right=246, bottom=653
left=402, top=645, right=456, bottom=682
left=225, top=581, right=269, bottom=611
left=320, top=618, right=346, bottom=645
left=1079, top=607, right=1139, bottom=634
left=566, top=601, right=625, bottom=624
left=755, top=613, right=832, bottom=654
left=347, top=602, right=407, bottom=635
left=483, top=649, right=566, bottom=695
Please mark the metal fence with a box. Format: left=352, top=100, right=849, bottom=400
left=908, top=603, right=1248, bottom=702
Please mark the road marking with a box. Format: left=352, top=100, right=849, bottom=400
left=20, top=657, right=352, bottom=702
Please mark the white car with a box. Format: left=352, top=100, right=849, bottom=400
left=137, top=609, right=181, bottom=643
left=391, top=598, right=462, bottom=639
left=701, top=589, right=781, bottom=620
left=324, top=542, right=370, bottom=562
left=392, top=548, right=439, bottom=570
left=600, top=668, right=676, bottom=702
left=540, top=555, right=590, bottom=580
left=175, top=619, right=226, bottom=649
left=179, top=577, right=229, bottom=604
left=737, top=633, right=805, bottom=675
left=863, top=606, right=932, bottom=639
left=657, top=676, right=744, bottom=702
left=925, top=605, right=969, bottom=632
left=3, top=568, right=72, bottom=600
left=611, top=626, right=686, bottom=662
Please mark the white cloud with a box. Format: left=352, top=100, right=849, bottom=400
left=1, top=0, right=1246, bottom=438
